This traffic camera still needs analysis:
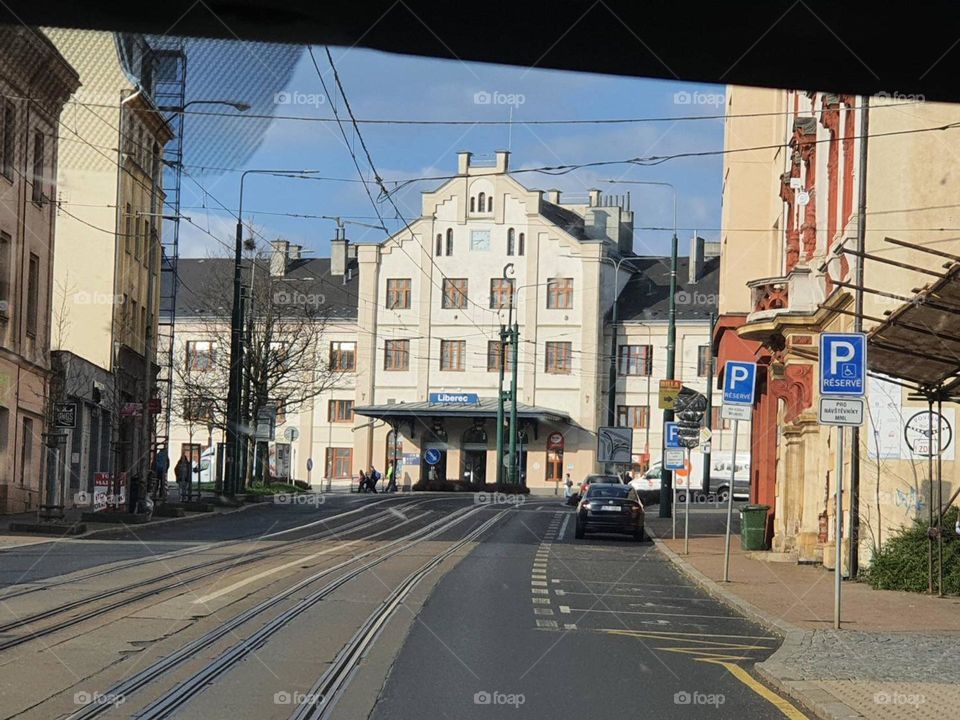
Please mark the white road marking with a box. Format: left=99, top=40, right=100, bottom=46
left=531, top=580, right=547, bottom=587
left=559, top=605, right=571, bottom=614
left=564, top=623, right=578, bottom=631
left=558, top=513, right=571, bottom=540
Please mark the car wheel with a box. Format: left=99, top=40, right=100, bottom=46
left=677, top=492, right=686, bottom=503
left=718, top=488, right=729, bottom=502
left=633, top=526, right=644, bottom=542
left=575, top=521, right=585, bottom=539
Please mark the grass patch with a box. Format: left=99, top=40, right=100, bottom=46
left=244, top=482, right=304, bottom=497
left=861, top=506, right=960, bottom=594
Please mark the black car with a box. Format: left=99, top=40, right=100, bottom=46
left=568, top=473, right=622, bottom=505
left=575, top=484, right=644, bottom=541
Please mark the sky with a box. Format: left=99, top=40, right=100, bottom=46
left=175, top=42, right=728, bottom=261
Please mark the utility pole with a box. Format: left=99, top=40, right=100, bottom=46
left=495, top=324, right=506, bottom=486
left=509, top=320, right=520, bottom=485
left=703, top=311, right=716, bottom=494
left=661, top=229, right=679, bottom=517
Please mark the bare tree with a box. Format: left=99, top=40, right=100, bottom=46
left=173, top=250, right=346, bottom=487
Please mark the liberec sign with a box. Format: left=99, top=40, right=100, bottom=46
left=429, top=392, right=480, bottom=405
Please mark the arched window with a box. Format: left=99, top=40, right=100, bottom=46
left=470, top=196, right=476, bottom=213
left=507, top=228, right=515, bottom=256
left=436, top=233, right=443, bottom=256
left=518, top=232, right=525, bottom=256
left=445, top=228, right=454, bottom=256
left=487, top=195, right=494, bottom=212
left=477, top=192, right=485, bottom=212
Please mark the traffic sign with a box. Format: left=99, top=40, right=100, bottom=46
left=820, top=333, right=867, bottom=397
left=904, top=411, right=953, bottom=456
left=664, top=448, right=685, bottom=470
left=658, top=379, right=683, bottom=410
left=721, top=404, right=751, bottom=421
left=424, top=448, right=442, bottom=465
left=664, top=422, right=680, bottom=449
left=819, top=397, right=865, bottom=426
left=722, top=361, right=757, bottom=406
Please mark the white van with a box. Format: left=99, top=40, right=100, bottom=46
left=629, top=450, right=751, bottom=502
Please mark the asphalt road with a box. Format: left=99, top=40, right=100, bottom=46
left=0, top=493, right=804, bottom=719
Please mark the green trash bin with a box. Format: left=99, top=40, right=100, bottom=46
left=739, top=504, right=770, bottom=551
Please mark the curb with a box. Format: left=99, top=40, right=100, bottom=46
left=79, top=501, right=264, bottom=540
left=651, top=536, right=864, bottom=720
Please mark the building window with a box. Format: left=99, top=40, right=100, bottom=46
left=446, top=228, right=454, bottom=256
left=470, top=196, right=476, bottom=213
left=487, top=340, right=515, bottom=372
left=183, top=398, right=214, bottom=423
left=20, top=417, right=32, bottom=485
left=470, top=229, right=490, bottom=251
left=328, top=399, right=354, bottom=423
left=507, top=228, right=515, bottom=256
left=330, top=341, right=356, bottom=371
left=697, top=345, right=713, bottom=376
left=435, top=233, right=442, bottom=256
left=711, top=407, right=732, bottom=430
left=490, top=278, right=514, bottom=309
left=546, top=278, right=574, bottom=309
left=618, top=345, right=652, bottom=376
left=386, top=278, right=411, bottom=309
left=617, top=405, right=649, bottom=429
left=124, top=204, right=133, bottom=255
left=326, top=447, right=353, bottom=479
left=384, top=339, right=410, bottom=370
left=0, top=232, right=10, bottom=314
left=442, top=278, right=468, bottom=309
left=186, top=340, right=216, bottom=371
left=545, top=341, right=572, bottom=374
left=31, top=131, right=44, bottom=203
left=477, top=192, right=485, bottom=212
left=440, top=339, right=466, bottom=371
left=26, top=253, right=39, bottom=338
left=1, top=100, right=14, bottom=180
left=518, top=232, right=525, bottom=256
left=0, top=406, right=9, bottom=454
left=487, top=195, right=494, bottom=212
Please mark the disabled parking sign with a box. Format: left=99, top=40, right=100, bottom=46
left=820, top=333, right=867, bottom=397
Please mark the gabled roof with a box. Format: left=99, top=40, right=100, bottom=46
left=174, top=257, right=359, bottom=321
left=617, top=255, right=720, bottom=322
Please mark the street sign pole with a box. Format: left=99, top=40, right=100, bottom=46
left=835, top=426, right=844, bottom=630
left=722, top=418, right=739, bottom=583
left=683, top=446, right=691, bottom=555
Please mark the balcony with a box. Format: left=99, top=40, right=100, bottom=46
left=746, top=266, right=822, bottom=323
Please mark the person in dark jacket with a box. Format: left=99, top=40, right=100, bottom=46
left=174, top=454, right=192, bottom=502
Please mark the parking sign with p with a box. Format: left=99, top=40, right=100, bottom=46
left=722, top=361, right=757, bottom=406
left=820, top=333, right=866, bottom=396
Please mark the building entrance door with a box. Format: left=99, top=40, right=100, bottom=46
left=461, top=447, right=486, bottom=486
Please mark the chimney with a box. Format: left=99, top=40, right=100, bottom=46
left=288, top=244, right=302, bottom=261
left=545, top=189, right=561, bottom=204
left=331, top=225, right=348, bottom=276
left=588, top=189, right=601, bottom=207
left=270, top=239, right=290, bottom=277
left=457, top=151, right=472, bottom=175
left=494, top=149, right=510, bottom=173
left=689, top=235, right=705, bottom=284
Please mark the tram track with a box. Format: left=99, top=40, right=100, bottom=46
left=66, top=504, right=487, bottom=719
left=0, top=498, right=434, bottom=653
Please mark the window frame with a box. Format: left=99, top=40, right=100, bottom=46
left=328, top=399, right=355, bottom=423
left=384, top=339, right=410, bottom=371
left=441, top=278, right=468, bottom=309
left=546, top=277, right=574, bottom=309
left=486, top=340, right=515, bottom=372
left=30, top=130, right=44, bottom=204
left=544, top=341, right=572, bottom=374
left=489, top=277, right=515, bottom=309
left=325, top=447, right=353, bottom=479
left=617, top=404, right=650, bottom=429
left=697, top=344, right=713, bottom=377
left=618, top=344, right=653, bottom=376
left=329, top=341, right=357, bottom=371
left=1, top=100, right=14, bottom=181
left=440, top=339, right=466, bottom=372
left=386, top=278, right=412, bottom=309
left=25, top=252, right=39, bottom=338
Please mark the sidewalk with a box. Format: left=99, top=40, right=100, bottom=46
left=654, top=530, right=960, bottom=720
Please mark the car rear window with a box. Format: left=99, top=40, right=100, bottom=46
left=586, top=485, right=630, bottom=499
left=585, top=475, right=620, bottom=484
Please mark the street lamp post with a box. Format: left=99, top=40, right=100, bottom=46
left=225, top=169, right=323, bottom=496
left=606, top=180, right=678, bottom=518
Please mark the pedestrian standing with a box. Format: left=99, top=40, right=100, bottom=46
left=357, top=469, right=368, bottom=493
left=385, top=460, right=398, bottom=492
left=368, top=466, right=381, bottom=493
left=428, top=465, right=439, bottom=486
left=174, top=454, right=191, bottom=502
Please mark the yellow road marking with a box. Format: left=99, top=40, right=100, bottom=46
left=699, top=658, right=808, bottom=719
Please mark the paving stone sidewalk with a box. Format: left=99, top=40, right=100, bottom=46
left=654, top=531, right=960, bottom=720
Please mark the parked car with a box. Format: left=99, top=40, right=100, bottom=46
left=575, top=484, right=644, bottom=541
left=568, top=473, right=622, bottom=505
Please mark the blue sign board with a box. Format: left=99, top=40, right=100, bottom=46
left=429, top=392, right=480, bottom=405
left=664, top=422, right=681, bottom=449
left=424, top=448, right=442, bottom=465
left=723, top=361, right=757, bottom=406
left=820, top=333, right=867, bottom=397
